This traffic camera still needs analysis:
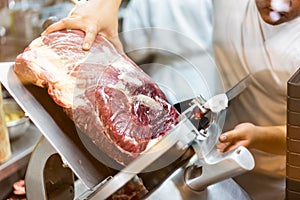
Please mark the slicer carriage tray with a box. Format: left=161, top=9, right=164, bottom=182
left=0, top=62, right=195, bottom=196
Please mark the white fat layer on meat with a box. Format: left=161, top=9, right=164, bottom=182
left=28, top=48, right=74, bottom=79
left=271, top=0, right=290, bottom=12
left=30, top=37, right=43, bottom=48
left=112, top=59, right=135, bottom=72
left=28, top=42, right=71, bottom=76
left=110, top=82, right=127, bottom=92
left=31, top=38, right=87, bottom=74
left=113, top=60, right=143, bottom=86
left=28, top=39, right=82, bottom=108
left=113, top=133, right=162, bottom=155
left=72, top=93, right=88, bottom=108
left=157, top=97, right=172, bottom=111
left=82, top=45, right=121, bottom=65
left=84, top=51, right=106, bottom=64
left=133, top=94, right=163, bottom=110
left=117, top=72, right=142, bottom=86
left=28, top=47, right=62, bottom=73
left=102, top=126, right=139, bottom=152
left=123, top=134, right=139, bottom=145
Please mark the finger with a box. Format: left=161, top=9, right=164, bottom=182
left=223, top=143, right=241, bottom=153
left=42, top=17, right=85, bottom=35
left=82, top=25, right=99, bottom=50
left=41, top=21, right=67, bottom=35
left=216, top=141, right=241, bottom=153
left=216, top=142, right=231, bottom=152
left=219, top=129, right=244, bottom=143
left=219, top=133, right=228, bottom=142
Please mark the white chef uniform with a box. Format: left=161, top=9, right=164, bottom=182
left=213, top=0, right=300, bottom=199
left=122, top=0, right=214, bottom=56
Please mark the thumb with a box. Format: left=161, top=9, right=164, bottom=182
left=219, top=129, right=242, bottom=143
left=219, top=133, right=228, bottom=142
left=82, top=30, right=98, bottom=51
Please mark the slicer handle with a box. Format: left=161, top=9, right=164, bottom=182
left=184, top=146, right=254, bottom=191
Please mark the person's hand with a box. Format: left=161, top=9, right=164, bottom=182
left=216, top=122, right=258, bottom=153
left=41, top=0, right=122, bottom=51
left=216, top=123, right=286, bottom=155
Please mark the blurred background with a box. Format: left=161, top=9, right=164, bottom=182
left=0, top=0, right=130, bottom=61
left=0, top=0, right=75, bottom=61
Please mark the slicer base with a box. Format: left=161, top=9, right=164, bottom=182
left=25, top=136, right=74, bottom=200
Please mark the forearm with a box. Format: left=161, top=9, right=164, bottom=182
left=252, top=125, right=286, bottom=155
left=217, top=123, right=286, bottom=155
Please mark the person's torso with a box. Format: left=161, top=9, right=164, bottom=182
left=213, top=0, right=300, bottom=128
left=212, top=2, right=300, bottom=198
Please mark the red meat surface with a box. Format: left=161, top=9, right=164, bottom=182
left=14, top=30, right=179, bottom=164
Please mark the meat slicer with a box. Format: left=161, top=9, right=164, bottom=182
left=0, top=51, right=254, bottom=199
